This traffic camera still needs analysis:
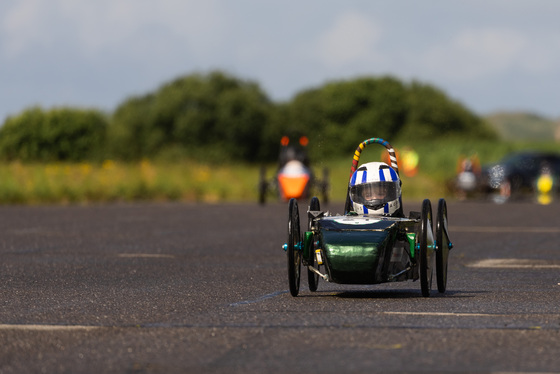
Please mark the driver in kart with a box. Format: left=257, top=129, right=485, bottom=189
left=349, top=162, right=404, bottom=217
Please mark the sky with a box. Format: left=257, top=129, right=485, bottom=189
left=2, top=0, right=560, bottom=123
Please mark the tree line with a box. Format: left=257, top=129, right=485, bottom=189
left=0, top=71, right=497, bottom=163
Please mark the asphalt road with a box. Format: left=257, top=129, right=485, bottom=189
left=1, top=199, right=559, bottom=373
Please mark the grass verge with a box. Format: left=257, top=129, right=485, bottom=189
left=0, top=139, right=556, bottom=205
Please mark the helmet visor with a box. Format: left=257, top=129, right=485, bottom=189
left=350, top=181, right=400, bottom=208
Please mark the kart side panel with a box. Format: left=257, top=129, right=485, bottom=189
left=321, top=229, right=395, bottom=284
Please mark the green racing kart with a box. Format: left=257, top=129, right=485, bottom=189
left=283, top=137, right=453, bottom=297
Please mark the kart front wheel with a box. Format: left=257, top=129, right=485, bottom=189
left=436, top=198, right=450, bottom=293
left=307, top=197, right=320, bottom=292
left=419, top=199, right=435, bottom=297
left=287, top=198, right=302, bottom=296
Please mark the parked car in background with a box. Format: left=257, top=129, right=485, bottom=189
left=480, top=151, right=560, bottom=202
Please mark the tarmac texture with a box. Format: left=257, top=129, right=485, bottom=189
left=1, top=200, right=559, bottom=373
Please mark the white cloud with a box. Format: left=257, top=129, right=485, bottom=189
left=2, top=0, right=51, bottom=57
left=317, top=11, right=382, bottom=69
left=1, top=0, right=227, bottom=59
left=421, top=28, right=528, bottom=81
left=516, top=34, right=560, bottom=74
left=2, top=1, right=560, bottom=119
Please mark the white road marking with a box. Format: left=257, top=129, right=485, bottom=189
left=118, top=253, right=175, bottom=259
left=383, top=311, right=507, bottom=317
left=0, top=324, right=101, bottom=331
left=468, top=259, right=560, bottom=269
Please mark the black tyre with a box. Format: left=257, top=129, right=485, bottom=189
left=436, top=198, right=450, bottom=293
left=307, top=197, right=320, bottom=292
left=287, top=198, right=302, bottom=296
left=258, top=166, right=267, bottom=205
left=419, top=199, right=435, bottom=297
left=321, top=168, right=329, bottom=204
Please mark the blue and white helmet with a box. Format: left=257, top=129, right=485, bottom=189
left=349, top=162, right=402, bottom=216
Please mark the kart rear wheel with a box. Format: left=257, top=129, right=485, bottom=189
left=419, top=199, right=435, bottom=297
left=307, top=197, right=320, bottom=292
left=321, top=168, right=329, bottom=204
left=258, top=166, right=267, bottom=205
left=287, top=198, right=302, bottom=296
left=436, top=198, right=450, bottom=293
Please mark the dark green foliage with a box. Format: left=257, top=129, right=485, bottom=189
left=108, top=71, right=272, bottom=162
left=109, top=95, right=157, bottom=160
left=398, top=81, right=497, bottom=142
left=0, top=107, right=107, bottom=161
left=283, top=76, right=409, bottom=159
left=0, top=71, right=497, bottom=163
left=276, top=76, right=496, bottom=160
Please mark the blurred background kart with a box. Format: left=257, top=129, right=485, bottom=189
left=258, top=136, right=329, bottom=204
left=453, top=153, right=482, bottom=200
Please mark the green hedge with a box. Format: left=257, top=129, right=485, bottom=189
left=0, top=71, right=498, bottom=163
left=107, top=71, right=273, bottom=162
left=0, top=107, right=108, bottom=162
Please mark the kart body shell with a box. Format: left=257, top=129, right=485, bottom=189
left=316, top=215, right=418, bottom=284
left=277, top=160, right=311, bottom=201
left=284, top=137, right=452, bottom=297
left=259, top=136, right=329, bottom=204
